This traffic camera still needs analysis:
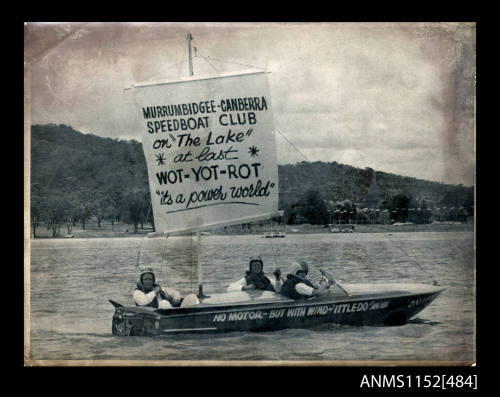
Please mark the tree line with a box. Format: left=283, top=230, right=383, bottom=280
left=31, top=124, right=151, bottom=237
left=284, top=191, right=473, bottom=226
left=279, top=163, right=473, bottom=225
left=30, top=124, right=474, bottom=236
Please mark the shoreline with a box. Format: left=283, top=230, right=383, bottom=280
left=30, top=222, right=474, bottom=239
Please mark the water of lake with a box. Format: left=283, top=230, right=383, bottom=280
left=28, top=232, right=474, bottom=363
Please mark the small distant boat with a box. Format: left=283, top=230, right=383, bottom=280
left=264, top=231, right=286, bottom=238
left=330, top=224, right=355, bottom=233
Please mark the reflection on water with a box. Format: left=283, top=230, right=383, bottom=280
left=29, top=232, right=474, bottom=362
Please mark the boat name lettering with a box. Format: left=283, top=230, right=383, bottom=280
left=212, top=313, right=227, bottom=322
left=369, top=300, right=390, bottom=310
left=307, top=305, right=330, bottom=316
left=287, top=307, right=307, bottom=317
left=332, top=301, right=371, bottom=314
left=408, top=295, right=433, bottom=308
left=214, top=311, right=265, bottom=322
left=269, top=309, right=286, bottom=319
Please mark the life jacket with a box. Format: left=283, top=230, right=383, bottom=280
left=280, top=274, right=315, bottom=300
left=245, top=271, right=275, bottom=292
left=135, top=282, right=172, bottom=308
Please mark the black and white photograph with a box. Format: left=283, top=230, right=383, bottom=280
left=24, top=22, right=475, bottom=366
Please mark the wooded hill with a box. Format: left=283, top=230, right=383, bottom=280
left=30, top=124, right=474, bottom=235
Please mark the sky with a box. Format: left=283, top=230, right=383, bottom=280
left=25, top=22, right=476, bottom=186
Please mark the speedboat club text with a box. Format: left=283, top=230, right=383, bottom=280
left=143, top=96, right=268, bottom=133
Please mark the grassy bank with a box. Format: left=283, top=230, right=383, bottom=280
left=258, top=223, right=473, bottom=235
left=30, top=222, right=154, bottom=239
left=30, top=221, right=474, bottom=239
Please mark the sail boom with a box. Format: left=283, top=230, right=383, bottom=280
left=146, top=210, right=284, bottom=238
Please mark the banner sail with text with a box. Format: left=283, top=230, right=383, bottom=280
left=133, top=71, right=279, bottom=234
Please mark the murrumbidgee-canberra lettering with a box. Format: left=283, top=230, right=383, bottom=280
left=143, top=96, right=268, bottom=133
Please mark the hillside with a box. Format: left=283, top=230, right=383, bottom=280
left=30, top=124, right=474, bottom=234
left=279, top=162, right=473, bottom=209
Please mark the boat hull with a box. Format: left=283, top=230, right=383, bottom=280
left=111, top=283, right=444, bottom=336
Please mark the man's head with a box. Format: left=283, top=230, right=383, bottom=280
left=249, top=256, right=264, bottom=274
left=291, top=261, right=309, bottom=279
left=139, top=266, right=156, bottom=289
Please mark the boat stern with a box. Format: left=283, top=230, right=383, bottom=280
left=110, top=301, right=162, bottom=336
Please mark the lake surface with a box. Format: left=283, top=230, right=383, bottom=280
left=28, top=232, right=475, bottom=364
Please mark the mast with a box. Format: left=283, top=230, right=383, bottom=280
left=187, top=32, right=194, bottom=76
left=196, top=230, right=206, bottom=298
left=187, top=32, right=207, bottom=298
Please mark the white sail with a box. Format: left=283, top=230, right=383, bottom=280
left=133, top=71, right=279, bottom=234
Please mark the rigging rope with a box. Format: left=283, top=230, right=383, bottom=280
left=268, top=227, right=279, bottom=269
left=196, top=52, right=267, bottom=71
left=145, top=200, right=152, bottom=230
left=198, top=54, right=220, bottom=73
left=191, top=234, right=194, bottom=293
left=135, top=60, right=186, bottom=84
left=158, top=235, right=168, bottom=283
left=126, top=37, right=190, bottom=85
left=361, top=224, right=435, bottom=281
left=135, top=201, right=153, bottom=269
left=132, top=46, right=266, bottom=87
left=275, top=128, right=310, bottom=162
left=178, top=37, right=188, bottom=78
left=135, top=235, right=145, bottom=269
